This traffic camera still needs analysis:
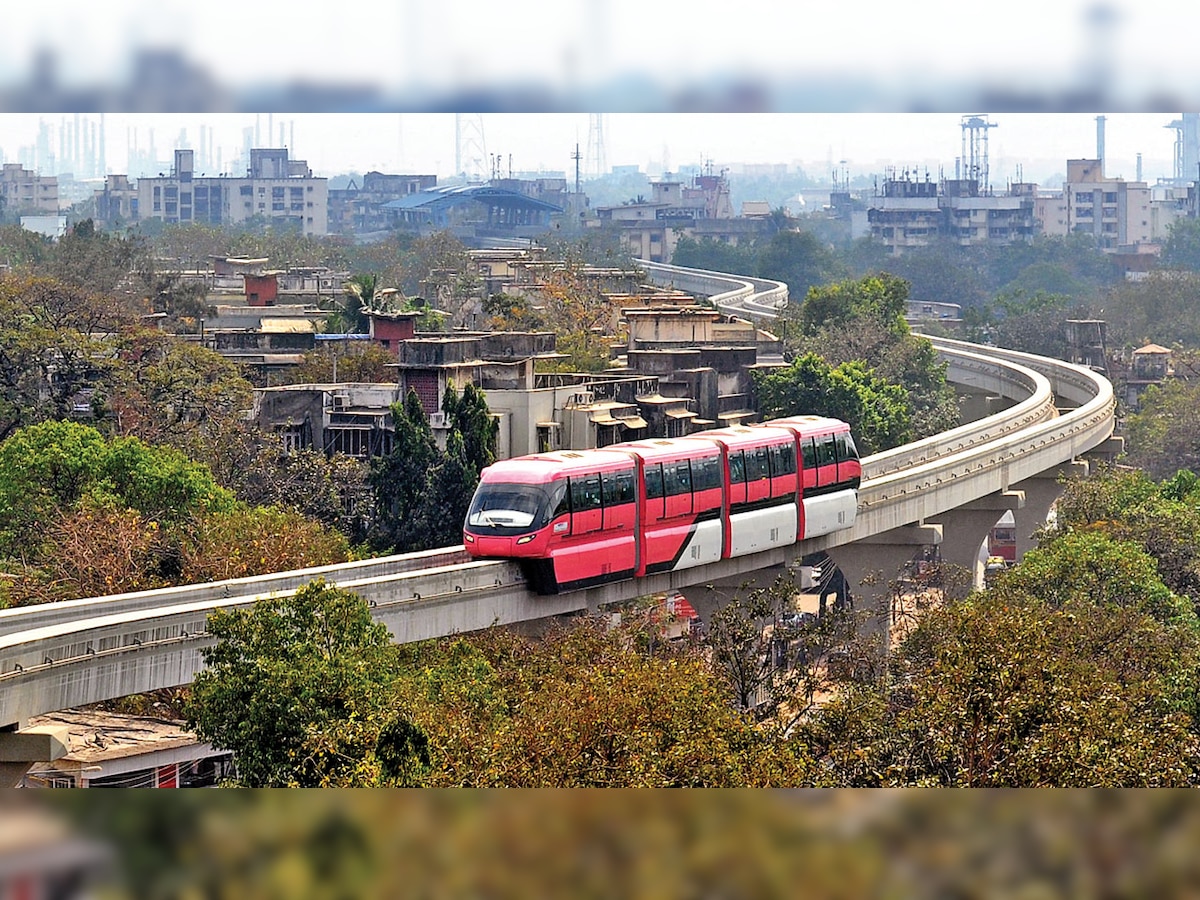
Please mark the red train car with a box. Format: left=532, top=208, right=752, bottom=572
left=463, top=417, right=860, bottom=595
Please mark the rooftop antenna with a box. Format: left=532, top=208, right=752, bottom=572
left=455, top=113, right=487, bottom=181
left=960, top=114, right=998, bottom=193
left=585, top=113, right=608, bottom=179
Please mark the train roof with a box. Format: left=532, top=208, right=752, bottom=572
left=480, top=449, right=636, bottom=483
left=608, top=437, right=721, bottom=461
left=681, top=424, right=796, bottom=448
left=760, top=415, right=851, bottom=435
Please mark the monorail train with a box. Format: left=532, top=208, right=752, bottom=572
left=462, top=416, right=861, bottom=595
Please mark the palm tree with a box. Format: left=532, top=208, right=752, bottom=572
left=325, top=273, right=402, bottom=333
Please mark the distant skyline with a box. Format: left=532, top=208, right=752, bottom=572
left=0, top=112, right=1189, bottom=188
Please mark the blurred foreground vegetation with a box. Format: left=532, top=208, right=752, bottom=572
left=32, top=789, right=1200, bottom=898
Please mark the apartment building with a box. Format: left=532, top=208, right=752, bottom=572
left=867, top=173, right=1035, bottom=255
left=595, top=171, right=740, bottom=262
left=93, top=173, right=138, bottom=224
left=1060, top=158, right=1151, bottom=249
left=0, top=162, right=58, bottom=214
left=131, top=148, right=328, bottom=235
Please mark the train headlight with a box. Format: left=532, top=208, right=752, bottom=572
left=516, top=534, right=535, bottom=545
left=464, top=534, right=475, bottom=543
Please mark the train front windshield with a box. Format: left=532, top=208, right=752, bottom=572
left=465, top=481, right=565, bottom=535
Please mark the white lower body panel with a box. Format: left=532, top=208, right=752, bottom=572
left=671, top=518, right=724, bottom=571
left=729, top=504, right=798, bottom=558
left=802, top=489, right=857, bottom=539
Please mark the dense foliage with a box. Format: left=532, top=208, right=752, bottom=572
left=754, top=273, right=959, bottom=449
left=0, top=421, right=349, bottom=606
left=369, top=382, right=498, bottom=553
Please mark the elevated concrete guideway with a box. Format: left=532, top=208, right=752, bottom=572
left=0, top=265, right=1117, bottom=736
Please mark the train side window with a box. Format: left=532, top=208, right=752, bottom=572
left=664, top=461, right=692, bottom=496
left=645, top=464, right=664, bottom=499
left=817, top=436, right=837, bottom=466
left=801, top=439, right=817, bottom=469
left=602, top=470, right=635, bottom=505
left=728, top=450, right=746, bottom=483
left=769, top=443, right=796, bottom=476
left=837, top=432, right=859, bottom=461
left=549, top=481, right=570, bottom=519
left=570, top=474, right=603, bottom=510
left=745, top=446, right=770, bottom=480
left=693, top=456, right=721, bottom=490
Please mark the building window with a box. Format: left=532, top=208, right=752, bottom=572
left=240, top=185, right=253, bottom=196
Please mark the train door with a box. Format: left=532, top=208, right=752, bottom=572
left=743, top=443, right=772, bottom=504
left=569, top=473, right=603, bottom=535
left=602, top=469, right=636, bottom=531
left=643, top=462, right=666, bottom=524
left=815, top=434, right=838, bottom=490
left=727, top=450, right=747, bottom=508
left=768, top=441, right=799, bottom=500
left=662, top=460, right=694, bottom=519
left=799, top=438, right=818, bottom=494
left=602, top=468, right=638, bottom=576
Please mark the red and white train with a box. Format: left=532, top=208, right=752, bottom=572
left=462, top=416, right=861, bottom=595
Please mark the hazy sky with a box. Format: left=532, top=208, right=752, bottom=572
left=0, top=112, right=1186, bottom=186
left=4, top=0, right=1200, bottom=108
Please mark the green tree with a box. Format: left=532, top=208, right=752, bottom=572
left=1159, top=217, right=1200, bottom=272
left=752, top=352, right=911, bottom=454
left=442, top=380, right=499, bottom=475
left=186, top=579, right=417, bottom=787
left=0, top=273, right=134, bottom=439
left=754, top=229, right=844, bottom=304
left=670, top=234, right=759, bottom=275
left=369, top=389, right=440, bottom=552
left=0, top=420, right=233, bottom=558
left=393, top=618, right=811, bottom=787
left=788, top=272, right=910, bottom=339
left=802, top=548, right=1200, bottom=787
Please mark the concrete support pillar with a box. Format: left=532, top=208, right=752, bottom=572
left=1084, top=436, right=1125, bottom=468
left=925, top=490, right=1025, bottom=587
left=1011, top=460, right=1089, bottom=560
left=828, top=523, right=942, bottom=647
left=957, top=392, right=1015, bottom=423
left=676, top=564, right=790, bottom=626
left=0, top=725, right=70, bottom=788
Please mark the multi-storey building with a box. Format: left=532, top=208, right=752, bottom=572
left=1060, top=158, right=1151, bottom=250
left=93, top=174, right=138, bottom=225
left=328, top=171, right=438, bottom=234
left=594, top=171, right=740, bottom=262
left=130, top=148, right=328, bottom=235
left=0, top=162, right=58, bottom=215
left=867, top=173, right=1035, bottom=255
